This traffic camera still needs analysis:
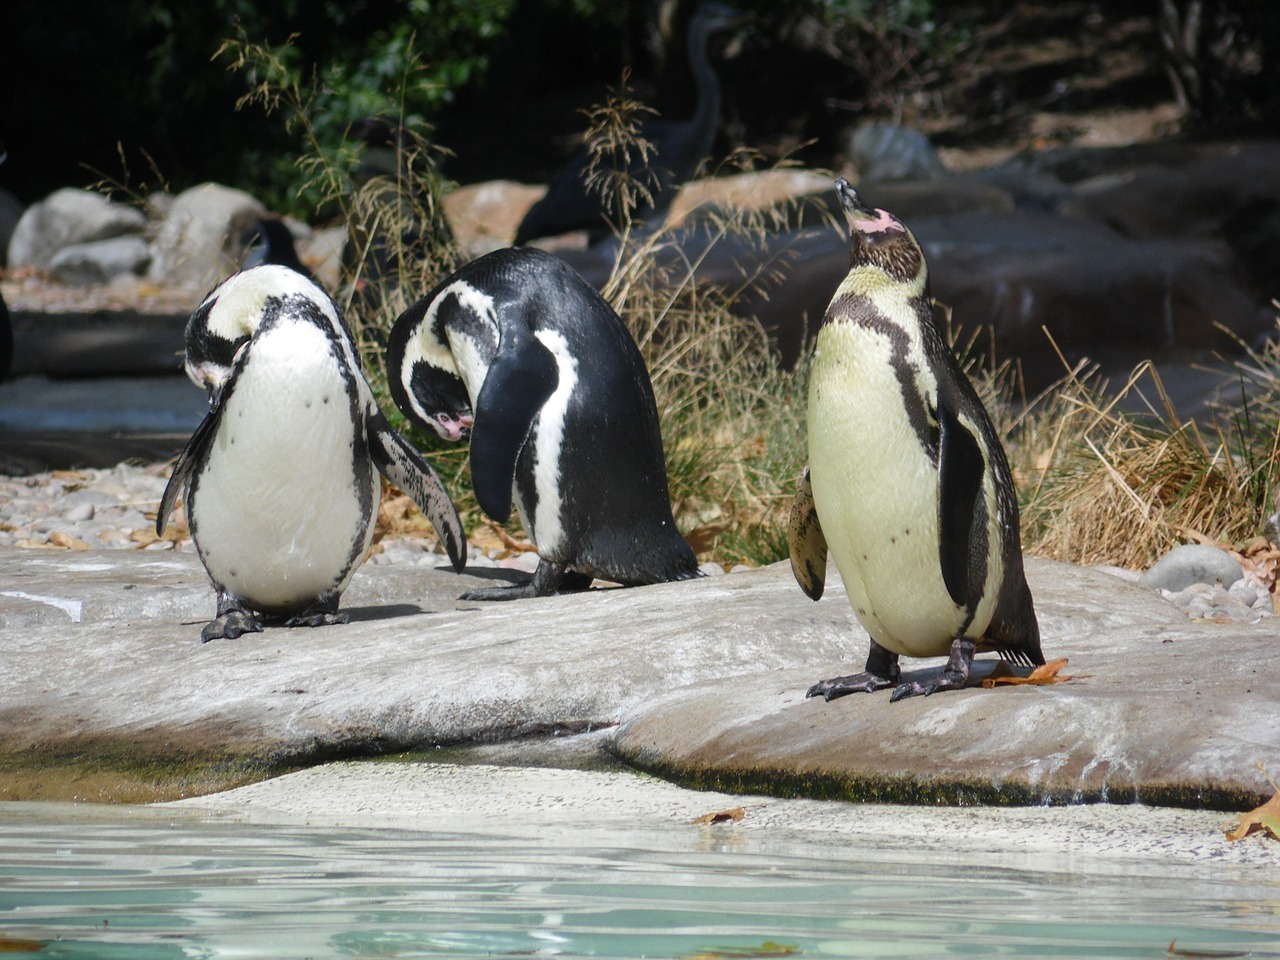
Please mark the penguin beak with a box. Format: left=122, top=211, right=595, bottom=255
left=834, top=178, right=904, bottom=237
left=435, top=412, right=474, bottom=442
left=185, top=359, right=230, bottom=400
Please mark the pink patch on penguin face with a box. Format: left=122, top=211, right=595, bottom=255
left=851, top=208, right=905, bottom=235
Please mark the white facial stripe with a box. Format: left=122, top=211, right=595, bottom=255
left=530, top=330, right=577, bottom=553
left=400, top=279, right=504, bottom=430
left=399, top=279, right=488, bottom=424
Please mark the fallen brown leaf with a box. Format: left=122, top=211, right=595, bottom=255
left=982, top=657, right=1078, bottom=688
left=690, top=806, right=745, bottom=825
left=48, top=530, right=90, bottom=551
left=15, top=539, right=61, bottom=550
left=1167, top=937, right=1250, bottom=958
left=0, top=934, right=47, bottom=953
left=684, top=941, right=798, bottom=960
left=481, top=518, right=537, bottom=553
left=1224, top=790, right=1280, bottom=841
left=684, top=522, right=728, bottom=556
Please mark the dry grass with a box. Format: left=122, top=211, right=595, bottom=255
left=221, top=41, right=1279, bottom=574
left=1007, top=331, right=1280, bottom=570
left=578, top=92, right=815, bottom=565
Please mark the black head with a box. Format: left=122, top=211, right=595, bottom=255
left=408, top=361, right=474, bottom=441
left=834, top=177, right=924, bottom=285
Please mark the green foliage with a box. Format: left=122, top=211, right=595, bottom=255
left=0, top=0, right=519, bottom=209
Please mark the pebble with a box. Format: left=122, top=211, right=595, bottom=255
left=0, top=464, right=739, bottom=580
left=1160, top=578, right=1274, bottom=622
left=7, top=470, right=1270, bottom=613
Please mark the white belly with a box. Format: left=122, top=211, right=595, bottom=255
left=808, top=323, right=968, bottom=658
left=191, top=322, right=374, bottom=613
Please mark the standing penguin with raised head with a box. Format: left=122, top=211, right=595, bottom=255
left=790, top=179, right=1041, bottom=701
left=158, top=264, right=466, bottom=642
left=386, top=246, right=700, bottom=600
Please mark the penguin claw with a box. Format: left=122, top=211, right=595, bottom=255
left=806, top=673, right=896, bottom=701
left=888, top=671, right=970, bottom=702
left=459, top=583, right=542, bottom=602
left=283, top=611, right=350, bottom=629
left=201, top=609, right=262, bottom=643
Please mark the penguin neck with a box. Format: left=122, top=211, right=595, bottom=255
left=685, top=19, right=722, bottom=163
left=835, top=263, right=927, bottom=304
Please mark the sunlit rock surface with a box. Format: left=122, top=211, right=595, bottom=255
left=1, top=545, right=1275, bottom=808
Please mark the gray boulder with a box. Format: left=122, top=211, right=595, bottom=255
left=147, top=182, right=266, bottom=291
left=850, top=122, right=949, bottom=184
left=47, top=234, right=151, bottom=286
left=911, top=209, right=1265, bottom=386
left=8, top=188, right=146, bottom=271
left=1139, top=543, right=1245, bottom=592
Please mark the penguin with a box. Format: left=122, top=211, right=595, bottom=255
left=386, top=246, right=700, bottom=600
left=240, top=218, right=317, bottom=284
left=157, top=264, right=466, bottom=642
left=789, top=178, right=1041, bottom=701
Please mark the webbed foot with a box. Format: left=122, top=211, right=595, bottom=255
left=459, top=582, right=541, bottom=602
left=459, top=558, right=583, bottom=602
left=807, top=671, right=896, bottom=700
left=806, top=641, right=900, bottom=701
left=283, top=593, right=347, bottom=628
left=201, top=608, right=261, bottom=643
left=283, top=610, right=350, bottom=628
left=888, top=638, right=975, bottom=701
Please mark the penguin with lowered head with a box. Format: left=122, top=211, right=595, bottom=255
left=789, top=178, right=1041, bottom=701
left=386, top=246, right=700, bottom=600
left=158, top=264, right=466, bottom=642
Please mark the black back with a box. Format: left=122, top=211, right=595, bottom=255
left=389, top=248, right=698, bottom=584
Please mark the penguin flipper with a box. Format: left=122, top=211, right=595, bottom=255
left=157, top=405, right=222, bottom=536
left=788, top=465, right=827, bottom=601
left=470, top=332, right=559, bottom=523
left=936, top=401, right=986, bottom=608
left=366, top=410, right=468, bottom=573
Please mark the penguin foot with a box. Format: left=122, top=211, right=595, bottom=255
left=201, top=609, right=262, bottom=643
left=459, top=558, right=582, bottom=601
left=888, top=638, right=976, bottom=701
left=806, top=672, right=897, bottom=700
left=807, top=641, right=901, bottom=700
left=283, top=611, right=350, bottom=629
left=459, top=582, right=543, bottom=602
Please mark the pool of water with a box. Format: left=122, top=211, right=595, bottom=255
left=2, top=803, right=1278, bottom=960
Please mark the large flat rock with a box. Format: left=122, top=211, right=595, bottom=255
left=2, top=546, right=1274, bottom=809
left=0, top=545, right=854, bottom=799
left=614, top=560, right=1278, bottom=809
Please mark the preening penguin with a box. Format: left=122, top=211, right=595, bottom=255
left=386, top=246, right=700, bottom=600
left=790, top=179, right=1041, bottom=701
left=158, top=264, right=466, bottom=642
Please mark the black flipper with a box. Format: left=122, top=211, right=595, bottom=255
left=156, top=404, right=223, bottom=536
left=469, top=327, right=558, bottom=523
left=936, top=401, right=986, bottom=608
left=367, top=409, right=468, bottom=572
left=788, top=465, right=827, bottom=601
